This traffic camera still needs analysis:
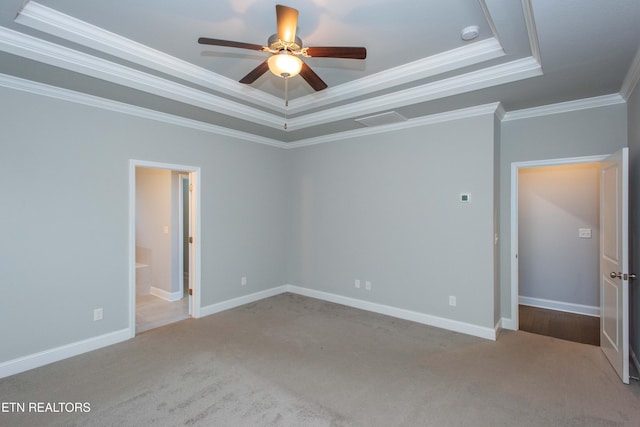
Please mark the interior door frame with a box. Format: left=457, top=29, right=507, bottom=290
left=178, top=173, right=191, bottom=315
left=509, top=154, right=608, bottom=330
left=129, top=160, right=202, bottom=337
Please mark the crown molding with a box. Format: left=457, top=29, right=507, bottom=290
left=502, top=93, right=625, bottom=121
left=17, top=1, right=506, bottom=117
left=0, top=26, right=287, bottom=130
left=0, top=23, right=541, bottom=134
left=494, top=103, right=506, bottom=120
left=287, top=57, right=541, bottom=131
left=0, top=73, right=287, bottom=148
left=520, top=0, right=542, bottom=64
left=287, top=38, right=505, bottom=114
left=0, top=70, right=502, bottom=150
left=286, top=103, right=502, bottom=148
left=15, top=1, right=283, bottom=111
left=620, top=45, right=640, bottom=100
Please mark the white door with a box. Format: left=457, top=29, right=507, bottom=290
left=187, top=173, right=196, bottom=317
left=600, top=147, right=629, bottom=384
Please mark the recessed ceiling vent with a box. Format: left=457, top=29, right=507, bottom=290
left=355, top=111, right=407, bottom=127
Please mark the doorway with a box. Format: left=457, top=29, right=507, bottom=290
left=510, top=154, right=607, bottom=343
left=129, top=160, right=200, bottom=336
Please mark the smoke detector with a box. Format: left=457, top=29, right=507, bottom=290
left=461, top=25, right=480, bottom=41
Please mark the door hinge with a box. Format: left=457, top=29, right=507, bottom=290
left=188, top=288, right=193, bottom=296
left=189, top=236, right=193, bottom=244
left=189, top=183, right=193, bottom=192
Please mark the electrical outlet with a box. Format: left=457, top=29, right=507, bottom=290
left=579, top=228, right=592, bottom=239
left=355, top=279, right=361, bottom=289
left=93, top=308, right=103, bottom=321
left=449, top=296, right=456, bottom=307
left=241, top=276, right=247, bottom=286
left=365, top=281, right=371, bottom=291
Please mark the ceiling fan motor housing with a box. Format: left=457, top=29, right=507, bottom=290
left=268, top=34, right=302, bottom=52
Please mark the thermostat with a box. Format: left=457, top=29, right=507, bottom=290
left=460, top=193, right=471, bottom=203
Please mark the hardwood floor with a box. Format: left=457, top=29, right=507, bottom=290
left=518, top=305, right=600, bottom=346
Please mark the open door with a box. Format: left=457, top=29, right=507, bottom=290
left=600, top=147, right=630, bottom=384
left=187, top=173, right=195, bottom=316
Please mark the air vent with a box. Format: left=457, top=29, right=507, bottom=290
left=355, top=111, right=407, bottom=127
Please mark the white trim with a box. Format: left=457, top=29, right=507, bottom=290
left=200, top=284, right=497, bottom=340
left=287, top=38, right=505, bottom=114
left=478, top=0, right=503, bottom=46
left=520, top=0, right=542, bottom=64
left=14, top=1, right=282, bottom=112
left=150, top=286, right=184, bottom=302
left=0, top=73, right=287, bottom=149
left=0, top=26, right=284, bottom=130
left=620, top=45, right=640, bottom=100
left=285, top=285, right=497, bottom=341
left=519, top=296, right=600, bottom=317
left=286, top=57, right=541, bottom=131
left=494, top=318, right=503, bottom=338
left=286, top=103, right=502, bottom=148
left=510, top=154, right=609, bottom=331
left=199, top=286, right=289, bottom=318
left=0, top=25, right=541, bottom=135
left=0, top=73, right=503, bottom=150
left=3, top=282, right=503, bottom=379
left=178, top=173, right=188, bottom=307
left=502, top=94, right=625, bottom=121
left=130, top=160, right=202, bottom=337
left=0, top=329, right=130, bottom=379
left=501, top=317, right=517, bottom=331
left=16, top=2, right=506, bottom=116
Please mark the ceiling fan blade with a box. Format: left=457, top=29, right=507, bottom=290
left=276, top=5, right=298, bottom=43
left=305, top=47, right=367, bottom=59
left=198, top=38, right=265, bottom=51
left=299, top=62, right=328, bottom=91
left=239, top=60, right=270, bottom=84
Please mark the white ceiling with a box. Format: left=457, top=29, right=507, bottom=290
left=0, top=0, right=639, bottom=146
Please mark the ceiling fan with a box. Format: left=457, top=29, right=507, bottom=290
left=198, top=4, right=367, bottom=92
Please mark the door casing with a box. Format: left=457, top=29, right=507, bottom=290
left=508, top=154, right=607, bottom=331
left=129, top=159, right=201, bottom=337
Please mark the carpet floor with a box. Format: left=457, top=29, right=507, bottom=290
left=1, top=293, right=639, bottom=426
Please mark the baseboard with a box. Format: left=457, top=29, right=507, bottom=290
left=501, top=317, right=517, bottom=331
left=2, top=284, right=500, bottom=379
left=494, top=318, right=503, bottom=338
left=150, top=286, right=183, bottom=302
left=0, top=328, right=130, bottom=379
left=519, top=296, right=599, bottom=317
left=285, top=285, right=497, bottom=341
left=199, top=285, right=289, bottom=318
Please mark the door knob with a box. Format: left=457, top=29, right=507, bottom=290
left=610, top=272, right=622, bottom=279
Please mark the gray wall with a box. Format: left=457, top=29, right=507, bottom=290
left=0, top=86, right=290, bottom=363
left=0, top=80, right=632, bottom=368
left=288, top=115, right=498, bottom=328
left=628, top=81, right=640, bottom=362
left=499, top=103, right=628, bottom=322
left=136, top=167, right=173, bottom=294
left=518, top=163, right=600, bottom=307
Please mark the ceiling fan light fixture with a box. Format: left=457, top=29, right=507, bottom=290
left=268, top=51, right=303, bottom=78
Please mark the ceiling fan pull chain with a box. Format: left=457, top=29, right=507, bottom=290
left=284, top=74, right=289, bottom=129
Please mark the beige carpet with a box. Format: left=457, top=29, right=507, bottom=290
left=1, top=293, right=639, bottom=426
